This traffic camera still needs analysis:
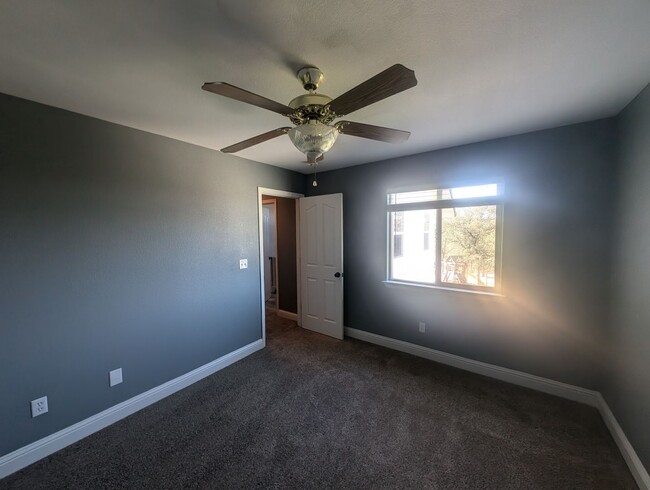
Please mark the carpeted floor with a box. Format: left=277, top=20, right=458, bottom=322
left=1, top=311, right=637, bottom=489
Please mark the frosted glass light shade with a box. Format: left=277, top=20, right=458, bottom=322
left=288, top=121, right=339, bottom=155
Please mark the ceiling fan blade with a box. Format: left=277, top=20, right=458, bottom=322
left=327, top=64, right=417, bottom=117
left=202, top=82, right=294, bottom=116
left=221, top=127, right=291, bottom=153
left=336, top=121, right=410, bottom=143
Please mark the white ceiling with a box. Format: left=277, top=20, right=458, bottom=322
left=1, top=1, right=649, bottom=173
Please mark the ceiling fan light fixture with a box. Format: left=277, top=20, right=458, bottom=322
left=287, top=120, right=339, bottom=158
left=306, top=150, right=323, bottom=162
left=203, top=64, right=417, bottom=162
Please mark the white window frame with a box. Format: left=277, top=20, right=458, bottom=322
left=386, top=183, right=504, bottom=293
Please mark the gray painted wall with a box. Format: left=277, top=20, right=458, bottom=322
left=308, top=119, right=619, bottom=390
left=606, top=84, right=650, bottom=469
left=0, top=93, right=303, bottom=456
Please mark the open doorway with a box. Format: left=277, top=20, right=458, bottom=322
left=258, top=188, right=303, bottom=344
left=262, top=198, right=277, bottom=309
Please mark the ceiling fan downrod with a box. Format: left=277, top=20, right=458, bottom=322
left=297, top=66, right=324, bottom=91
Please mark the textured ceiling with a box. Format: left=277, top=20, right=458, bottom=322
left=1, top=0, right=649, bottom=173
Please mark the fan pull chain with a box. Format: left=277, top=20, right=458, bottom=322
left=312, top=164, right=318, bottom=187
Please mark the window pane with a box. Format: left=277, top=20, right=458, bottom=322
left=423, top=215, right=430, bottom=250
left=394, top=211, right=404, bottom=232
left=390, top=210, right=437, bottom=283
left=441, top=205, right=496, bottom=287
left=392, top=211, right=404, bottom=257
left=447, top=184, right=498, bottom=199
left=388, top=184, right=499, bottom=204
left=393, top=235, right=403, bottom=257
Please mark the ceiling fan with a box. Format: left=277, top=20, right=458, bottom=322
left=202, top=64, right=418, bottom=165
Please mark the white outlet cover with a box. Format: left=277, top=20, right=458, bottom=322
left=109, top=368, right=123, bottom=387
left=31, top=396, right=48, bottom=418
left=239, top=259, right=248, bottom=269
left=419, top=322, right=426, bottom=333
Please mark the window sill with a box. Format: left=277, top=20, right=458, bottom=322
left=382, top=280, right=505, bottom=297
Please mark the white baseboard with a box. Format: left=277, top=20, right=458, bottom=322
left=0, top=339, right=264, bottom=480
left=344, top=327, right=598, bottom=405
left=596, top=393, right=650, bottom=489
left=344, top=327, right=649, bottom=490
left=277, top=310, right=298, bottom=321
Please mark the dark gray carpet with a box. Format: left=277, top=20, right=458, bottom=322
left=1, top=312, right=636, bottom=489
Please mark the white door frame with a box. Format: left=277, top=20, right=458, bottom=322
left=257, top=187, right=304, bottom=345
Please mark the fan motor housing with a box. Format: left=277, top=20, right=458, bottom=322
left=288, top=93, right=335, bottom=125
left=288, top=93, right=332, bottom=110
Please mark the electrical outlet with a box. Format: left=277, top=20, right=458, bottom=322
left=31, top=396, right=48, bottom=418
left=109, top=368, right=123, bottom=387
left=418, top=321, right=426, bottom=333
left=239, top=259, right=248, bottom=269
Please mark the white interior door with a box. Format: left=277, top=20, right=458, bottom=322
left=299, top=193, right=343, bottom=340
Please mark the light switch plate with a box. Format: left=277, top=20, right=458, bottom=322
left=109, top=368, right=123, bottom=387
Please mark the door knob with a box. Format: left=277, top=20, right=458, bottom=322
left=334, top=272, right=341, bottom=278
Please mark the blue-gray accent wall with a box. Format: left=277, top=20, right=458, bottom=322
left=308, top=119, right=619, bottom=391
left=0, top=93, right=303, bottom=456
left=607, top=84, right=650, bottom=469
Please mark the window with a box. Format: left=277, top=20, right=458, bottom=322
left=387, top=183, right=503, bottom=292
left=423, top=215, right=431, bottom=250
